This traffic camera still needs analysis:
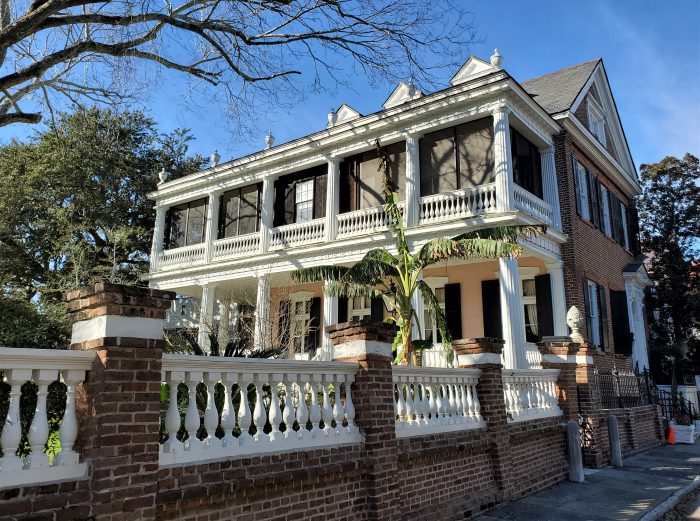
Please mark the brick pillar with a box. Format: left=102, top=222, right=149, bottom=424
left=453, top=338, right=513, bottom=499
left=66, top=282, right=174, bottom=521
left=328, top=320, right=400, bottom=521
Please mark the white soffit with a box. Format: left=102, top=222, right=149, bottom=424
left=383, top=81, right=423, bottom=109
left=450, top=57, right=496, bottom=86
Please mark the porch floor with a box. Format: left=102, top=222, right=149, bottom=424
left=478, top=441, right=700, bottom=521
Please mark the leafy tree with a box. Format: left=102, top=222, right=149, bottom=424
left=638, top=154, right=700, bottom=382
left=0, top=106, right=205, bottom=347
left=293, top=141, right=542, bottom=365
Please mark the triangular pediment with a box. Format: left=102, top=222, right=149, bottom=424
left=383, top=81, right=423, bottom=109
left=450, top=56, right=496, bottom=86
left=334, top=104, right=361, bottom=124
left=570, top=61, right=636, bottom=179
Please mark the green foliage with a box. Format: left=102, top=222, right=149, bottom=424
left=293, top=139, right=544, bottom=365
left=0, top=297, right=70, bottom=349
left=639, top=154, right=700, bottom=382
left=0, top=106, right=205, bottom=346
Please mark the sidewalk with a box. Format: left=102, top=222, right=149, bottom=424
left=478, top=442, right=700, bottom=521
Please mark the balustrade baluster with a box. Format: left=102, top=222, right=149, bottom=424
left=454, top=383, right=464, bottom=422
left=465, top=382, right=475, bottom=420
left=268, top=375, right=284, bottom=441
left=203, top=372, right=221, bottom=449
left=184, top=372, right=204, bottom=451
left=309, top=378, right=322, bottom=436
left=420, top=382, right=430, bottom=425
left=237, top=377, right=253, bottom=444
left=220, top=373, right=237, bottom=448
left=163, top=372, right=184, bottom=453
left=282, top=377, right=296, bottom=441
left=321, top=376, right=334, bottom=435
left=27, top=370, right=56, bottom=469
left=344, top=376, right=356, bottom=432
left=55, top=369, right=83, bottom=465
left=396, top=382, right=407, bottom=424
left=427, top=383, right=437, bottom=424
left=296, top=380, right=310, bottom=439
left=252, top=375, right=268, bottom=443
left=0, top=371, right=27, bottom=471
left=332, top=376, right=344, bottom=434
left=406, top=383, right=417, bottom=424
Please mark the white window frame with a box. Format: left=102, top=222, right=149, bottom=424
left=600, top=185, right=612, bottom=236
left=520, top=277, right=538, bottom=342
left=421, top=276, right=448, bottom=346
left=575, top=160, right=590, bottom=221
left=586, top=280, right=601, bottom=347
left=289, top=291, right=314, bottom=355
left=620, top=205, right=629, bottom=250
left=587, top=98, right=607, bottom=147
left=294, top=179, right=314, bottom=223
left=347, top=296, right=372, bottom=322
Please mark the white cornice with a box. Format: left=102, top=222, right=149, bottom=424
left=557, top=113, right=641, bottom=197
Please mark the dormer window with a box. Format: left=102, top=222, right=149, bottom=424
left=587, top=98, right=607, bottom=147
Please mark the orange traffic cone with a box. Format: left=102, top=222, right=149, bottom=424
left=667, top=425, right=676, bottom=445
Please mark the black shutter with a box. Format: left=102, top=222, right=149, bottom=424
left=370, top=297, right=384, bottom=322
left=481, top=280, right=502, bottom=339
left=307, top=297, right=322, bottom=354
left=589, top=172, right=600, bottom=229
left=277, top=300, right=291, bottom=350
left=216, top=193, right=225, bottom=239
left=444, top=283, right=462, bottom=340
left=535, top=274, right=554, bottom=338
left=583, top=279, right=593, bottom=344
left=313, top=169, right=327, bottom=219
left=164, top=207, right=173, bottom=249
left=628, top=204, right=641, bottom=255
left=598, top=284, right=609, bottom=350
left=573, top=156, right=580, bottom=216
left=285, top=180, right=296, bottom=225
left=273, top=178, right=286, bottom=227
left=610, top=290, right=633, bottom=355
left=610, top=193, right=622, bottom=244
left=338, top=297, right=349, bottom=323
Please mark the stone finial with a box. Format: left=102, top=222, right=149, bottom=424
left=490, top=48, right=503, bottom=69
left=264, top=131, right=275, bottom=149
left=158, top=168, right=169, bottom=184
left=327, top=108, right=337, bottom=128
left=210, top=150, right=220, bottom=167
left=566, top=305, right=585, bottom=343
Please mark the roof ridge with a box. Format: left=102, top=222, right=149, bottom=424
left=522, top=58, right=601, bottom=84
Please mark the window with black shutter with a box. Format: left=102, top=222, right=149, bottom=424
left=306, top=297, right=322, bottom=356
left=481, top=279, right=502, bottom=339
left=338, top=297, right=349, bottom=324
left=610, top=290, right=633, bottom=355
left=165, top=198, right=207, bottom=249
left=510, top=128, right=543, bottom=199
left=444, top=283, right=462, bottom=340
left=627, top=204, right=642, bottom=255
left=535, top=274, right=554, bottom=339
left=597, top=284, right=609, bottom=350
left=219, top=184, right=262, bottom=238
left=272, top=165, right=328, bottom=226
left=370, top=297, right=384, bottom=322
left=588, top=172, right=600, bottom=229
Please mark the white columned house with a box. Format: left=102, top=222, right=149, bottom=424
left=259, top=177, right=274, bottom=253
left=624, top=270, right=651, bottom=371
left=325, top=157, right=340, bottom=242
left=404, top=132, right=421, bottom=228
left=254, top=274, right=271, bottom=348
left=198, top=283, right=216, bottom=352
left=545, top=260, right=569, bottom=337
left=319, top=280, right=338, bottom=361
left=539, top=146, right=562, bottom=231
left=492, top=103, right=514, bottom=213
left=498, top=258, right=527, bottom=369
left=203, top=191, right=221, bottom=263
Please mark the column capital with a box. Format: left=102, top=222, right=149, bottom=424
left=491, top=101, right=510, bottom=116
left=402, top=129, right=422, bottom=140
left=539, top=144, right=555, bottom=155
left=322, top=152, right=343, bottom=163
left=545, top=259, right=564, bottom=270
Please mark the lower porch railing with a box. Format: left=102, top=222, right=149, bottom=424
left=502, top=369, right=561, bottom=422
left=393, top=366, right=485, bottom=437
left=159, top=354, right=361, bottom=465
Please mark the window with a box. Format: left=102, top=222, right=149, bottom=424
left=608, top=192, right=628, bottom=248
left=574, top=157, right=590, bottom=220
left=348, top=296, right=372, bottom=322
left=510, top=128, right=543, bottom=199
left=600, top=186, right=612, bottom=236
left=291, top=299, right=312, bottom=354
left=219, top=184, right=262, bottom=238
left=521, top=279, right=539, bottom=343
left=165, top=198, right=207, bottom=249
left=585, top=280, right=601, bottom=347
left=424, top=287, right=446, bottom=343
left=587, top=98, right=607, bottom=147
left=294, top=179, right=314, bottom=223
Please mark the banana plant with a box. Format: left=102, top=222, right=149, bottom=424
left=292, top=140, right=544, bottom=365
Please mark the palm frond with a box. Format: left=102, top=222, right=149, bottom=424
left=292, top=266, right=347, bottom=283
left=418, top=237, right=523, bottom=265
left=341, top=255, right=393, bottom=286
left=452, top=225, right=545, bottom=243
left=323, top=281, right=383, bottom=298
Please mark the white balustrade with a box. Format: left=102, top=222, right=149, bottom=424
left=513, top=186, right=554, bottom=226
left=212, top=233, right=260, bottom=261
left=0, top=348, right=94, bottom=488
left=336, top=203, right=404, bottom=238
left=158, top=242, right=206, bottom=270
left=524, top=342, right=543, bottom=370
left=270, top=218, right=325, bottom=249
left=393, top=366, right=485, bottom=437
left=502, top=369, right=562, bottom=422
left=421, top=347, right=450, bottom=368
left=419, top=183, right=497, bottom=225
left=159, top=354, right=362, bottom=465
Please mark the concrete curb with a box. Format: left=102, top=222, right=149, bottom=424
left=639, top=475, right=700, bottom=521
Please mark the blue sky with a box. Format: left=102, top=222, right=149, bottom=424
left=3, top=0, right=699, bottom=169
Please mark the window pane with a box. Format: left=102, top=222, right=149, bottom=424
left=522, top=279, right=536, bottom=297
left=457, top=117, right=494, bottom=188
left=185, top=199, right=207, bottom=245
left=295, top=201, right=313, bottom=222
left=419, top=128, right=456, bottom=196
left=295, top=179, right=313, bottom=203
left=435, top=287, right=445, bottom=303
left=168, top=204, right=188, bottom=248
left=221, top=190, right=240, bottom=238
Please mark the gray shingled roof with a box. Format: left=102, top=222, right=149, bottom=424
left=521, top=59, right=600, bottom=115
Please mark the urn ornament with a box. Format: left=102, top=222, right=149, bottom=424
left=566, top=306, right=585, bottom=344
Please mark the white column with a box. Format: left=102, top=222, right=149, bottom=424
left=625, top=280, right=650, bottom=371
left=325, top=158, right=340, bottom=242
left=198, top=283, right=216, bottom=353
left=203, top=192, right=221, bottom=263
left=217, top=297, right=232, bottom=349
left=404, top=132, right=421, bottom=228
left=320, top=280, right=338, bottom=361
left=545, top=261, right=569, bottom=337
left=254, top=275, right=271, bottom=348
left=492, top=103, right=514, bottom=213
left=260, top=177, right=274, bottom=253
left=411, top=276, right=425, bottom=340
left=540, top=146, right=562, bottom=230
left=150, top=205, right=167, bottom=271
left=498, top=258, right=527, bottom=369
